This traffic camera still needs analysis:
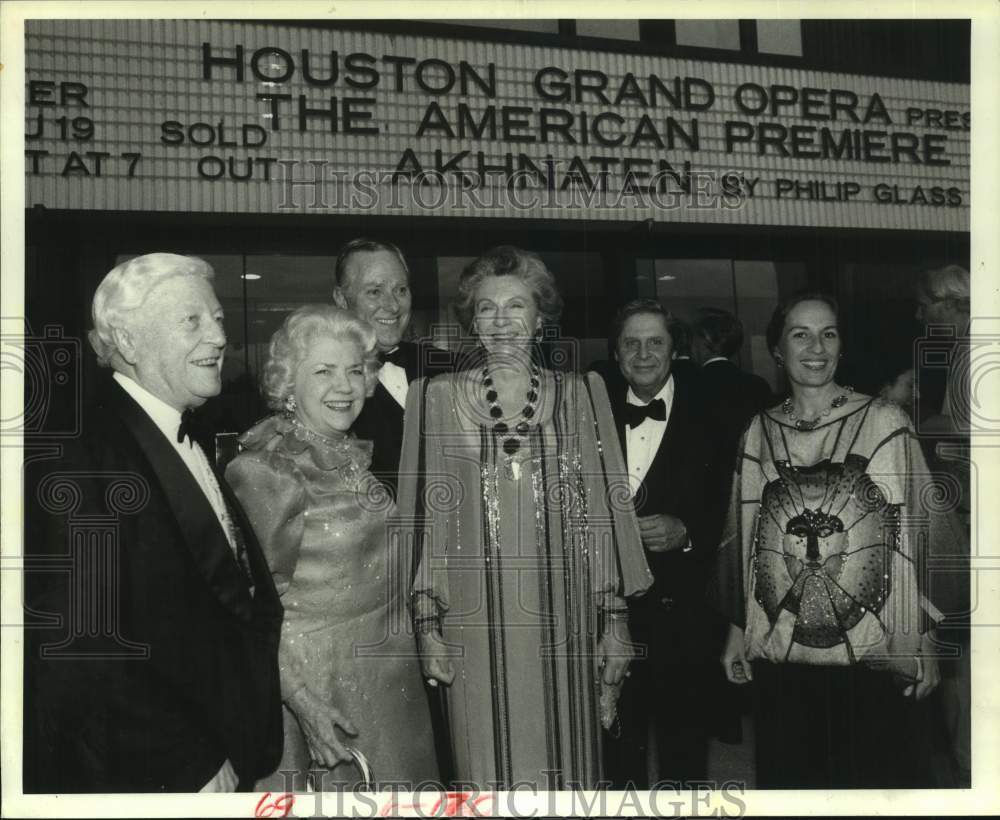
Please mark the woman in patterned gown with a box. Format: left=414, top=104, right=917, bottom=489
left=227, top=305, right=438, bottom=790
left=714, top=291, right=967, bottom=788
left=396, top=247, right=653, bottom=790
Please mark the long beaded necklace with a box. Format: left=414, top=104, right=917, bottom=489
left=483, top=364, right=540, bottom=480
left=782, top=385, right=854, bottom=430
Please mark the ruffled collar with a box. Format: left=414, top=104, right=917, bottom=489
left=239, top=414, right=374, bottom=473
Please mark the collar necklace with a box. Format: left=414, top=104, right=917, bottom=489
left=782, top=386, right=854, bottom=430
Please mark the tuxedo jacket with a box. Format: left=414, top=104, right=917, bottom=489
left=600, top=372, right=721, bottom=663
left=351, top=340, right=454, bottom=499
left=668, top=357, right=700, bottom=389
left=696, top=359, right=772, bottom=525
left=23, top=378, right=283, bottom=793
left=696, top=359, right=771, bottom=443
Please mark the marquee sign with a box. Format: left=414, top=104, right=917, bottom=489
left=24, top=19, right=970, bottom=230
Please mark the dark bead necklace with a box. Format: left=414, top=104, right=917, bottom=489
left=484, top=365, right=540, bottom=479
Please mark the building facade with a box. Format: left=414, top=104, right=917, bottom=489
left=24, top=17, right=970, bottom=432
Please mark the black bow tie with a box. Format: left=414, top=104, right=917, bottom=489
left=177, top=409, right=202, bottom=444
left=378, top=347, right=405, bottom=367
left=624, top=398, right=666, bottom=429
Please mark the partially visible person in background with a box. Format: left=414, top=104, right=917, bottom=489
left=333, top=238, right=454, bottom=499
left=914, top=263, right=972, bottom=787
left=915, top=264, right=971, bottom=436
left=227, top=305, right=438, bottom=790
left=691, top=307, right=772, bottom=440
left=691, top=307, right=772, bottom=528
left=667, top=317, right=699, bottom=387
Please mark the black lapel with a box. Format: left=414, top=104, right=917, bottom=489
left=635, top=376, right=687, bottom=498
left=105, top=382, right=254, bottom=621
left=646, top=379, right=690, bottom=476
left=611, top=386, right=628, bottom=459
left=375, top=379, right=407, bottom=415
left=400, top=341, right=422, bottom=383
left=214, top=472, right=282, bottom=621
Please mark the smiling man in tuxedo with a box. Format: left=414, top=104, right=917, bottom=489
left=594, top=298, right=721, bottom=789
left=24, top=253, right=283, bottom=792
left=333, top=238, right=453, bottom=499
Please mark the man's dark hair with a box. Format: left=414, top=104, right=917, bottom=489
left=694, top=307, right=744, bottom=359
left=669, top=317, right=693, bottom=358
left=609, top=298, right=671, bottom=352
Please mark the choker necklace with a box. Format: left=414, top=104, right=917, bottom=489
left=484, top=365, right=540, bottom=480
left=782, top=386, right=854, bottom=431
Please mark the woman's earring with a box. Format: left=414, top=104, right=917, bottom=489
left=284, top=395, right=297, bottom=415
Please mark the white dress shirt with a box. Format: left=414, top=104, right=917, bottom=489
left=113, top=372, right=235, bottom=552
left=378, top=356, right=409, bottom=408
left=702, top=356, right=729, bottom=367
left=625, top=375, right=675, bottom=496
left=113, top=372, right=240, bottom=790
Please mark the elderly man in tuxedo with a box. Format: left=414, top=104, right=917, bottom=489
left=594, top=299, right=720, bottom=788
left=24, top=254, right=283, bottom=792
left=332, top=238, right=453, bottom=498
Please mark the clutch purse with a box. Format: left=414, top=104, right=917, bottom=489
left=306, top=746, right=375, bottom=791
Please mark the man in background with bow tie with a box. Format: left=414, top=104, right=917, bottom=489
left=24, top=253, right=283, bottom=792
left=331, top=238, right=455, bottom=782
left=594, top=298, right=721, bottom=789
left=333, top=238, right=453, bottom=500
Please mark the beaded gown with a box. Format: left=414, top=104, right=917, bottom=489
left=227, top=415, right=438, bottom=788
left=396, top=369, right=653, bottom=789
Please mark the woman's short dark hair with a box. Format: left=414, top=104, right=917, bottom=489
left=694, top=307, right=744, bottom=359
left=765, top=291, right=841, bottom=357
left=454, top=246, right=564, bottom=334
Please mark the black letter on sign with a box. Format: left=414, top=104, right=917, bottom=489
left=60, top=151, right=90, bottom=176
left=252, top=47, right=295, bottom=83
left=302, top=50, right=339, bottom=86
left=203, top=43, right=244, bottom=81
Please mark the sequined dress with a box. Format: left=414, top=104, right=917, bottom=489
left=226, top=415, right=438, bottom=787
left=396, top=369, right=653, bottom=789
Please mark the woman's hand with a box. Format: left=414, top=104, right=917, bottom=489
left=904, top=632, right=942, bottom=700
left=596, top=616, right=634, bottom=686
left=286, top=688, right=358, bottom=769
left=721, top=623, right=753, bottom=685
left=418, top=629, right=456, bottom=687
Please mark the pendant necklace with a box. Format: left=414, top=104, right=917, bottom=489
left=484, top=365, right=540, bottom=480
left=782, top=386, right=854, bottom=431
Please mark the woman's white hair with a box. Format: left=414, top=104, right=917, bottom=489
left=262, top=305, right=380, bottom=410
left=89, top=253, right=214, bottom=367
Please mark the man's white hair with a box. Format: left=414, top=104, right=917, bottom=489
left=89, top=253, right=214, bottom=367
